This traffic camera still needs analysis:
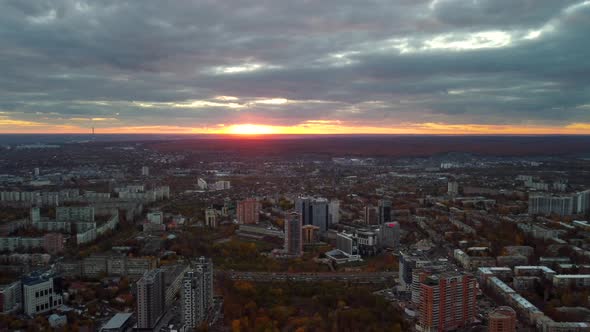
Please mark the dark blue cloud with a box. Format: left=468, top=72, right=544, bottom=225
left=0, top=0, right=589, bottom=130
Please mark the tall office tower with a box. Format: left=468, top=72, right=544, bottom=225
left=34, top=167, right=40, bottom=177
left=380, top=222, right=400, bottom=249
left=328, top=199, right=340, bottom=225
left=377, top=199, right=392, bottom=225
left=237, top=198, right=260, bottom=224
left=284, top=212, right=303, bottom=256
left=295, top=197, right=329, bottom=232
left=418, top=272, right=477, bottom=332
left=141, top=166, right=150, bottom=176
left=181, top=257, right=214, bottom=329
left=399, top=252, right=423, bottom=290
left=136, top=269, right=166, bottom=329
left=364, top=205, right=378, bottom=225
left=295, top=197, right=310, bottom=225
left=447, top=181, right=459, bottom=195
left=488, top=306, right=517, bottom=332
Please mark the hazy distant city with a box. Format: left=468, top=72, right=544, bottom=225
left=0, top=135, right=587, bottom=331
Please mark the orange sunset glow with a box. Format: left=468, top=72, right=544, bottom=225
left=214, top=122, right=590, bottom=135
left=224, top=124, right=278, bottom=135
left=2, top=121, right=590, bottom=135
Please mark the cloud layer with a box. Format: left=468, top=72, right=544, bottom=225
left=0, top=0, right=589, bottom=133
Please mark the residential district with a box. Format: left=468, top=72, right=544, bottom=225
left=0, top=140, right=590, bottom=331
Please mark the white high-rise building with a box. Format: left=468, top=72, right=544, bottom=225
left=336, top=232, right=355, bottom=255
left=56, top=206, right=95, bottom=223
left=329, top=200, right=340, bottom=225
left=205, top=208, right=218, bottom=228
left=528, top=194, right=574, bottom=216
left=197, top=178, right=208, bottom=190
left=448, top=181, right=459, bottom=195
left=214, top=181, right=231, bottom=191
left=0, top=280, right=22, bottom=313
left=141, top=166, right=150, bottom=176
left=30, top=207, right=41, bottom=224
left=575, top=190, right=590, bottom=214
left=182, top=269, right=205, bottom=328
left=181, top=257, right=213, bottom=329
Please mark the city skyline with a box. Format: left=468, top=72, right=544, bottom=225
left=1, top=130, right=590, bottom=330
left=1, top=1, right=589, bottom=135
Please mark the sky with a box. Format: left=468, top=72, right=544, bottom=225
left=1, top=0, right=589, bottom=135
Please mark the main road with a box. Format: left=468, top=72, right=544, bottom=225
left=217, top=271, right=397, bottom=284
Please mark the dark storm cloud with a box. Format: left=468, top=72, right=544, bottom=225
left=431, top=0, right=581, bottom=28
left=0, top=0, right=589, bottom=130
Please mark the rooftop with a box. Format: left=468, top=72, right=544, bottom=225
left=553, top=274, right=590, bottom=279
left=101, top=313, right=133, bottom=330
left=514, top=266, right=556, bottom=273
left=489, top=277, right=515, bottom=294
left=509, top=293, right=541, bottom=312
left=22, top=271, right=53, bottom=286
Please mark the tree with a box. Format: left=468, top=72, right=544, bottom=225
left=231, top=319, right=241, bottom=332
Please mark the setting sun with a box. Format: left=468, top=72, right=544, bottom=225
left=224, top=124, right=278, bottom=135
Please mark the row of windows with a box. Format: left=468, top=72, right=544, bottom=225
left=35, top=288, right=53, bottom=298
left=34, top=299, right=60, bottom=312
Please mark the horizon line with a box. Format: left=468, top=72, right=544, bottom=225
left=1, top=132, right=590, bottom=137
